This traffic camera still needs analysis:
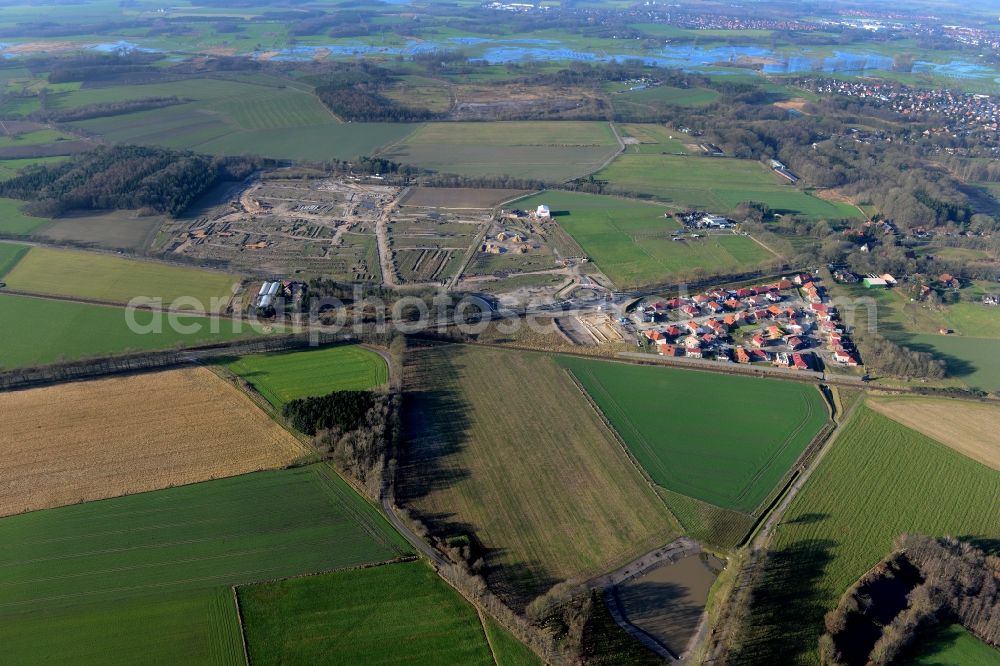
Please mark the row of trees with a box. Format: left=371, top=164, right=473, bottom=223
left=32, top=96, right=187, bottom=123
left=855, top=333, right=946, bottom=381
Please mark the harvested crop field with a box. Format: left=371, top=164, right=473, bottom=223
left=401, top=187, right=533, bottom=209
left=2, top=245, right=239, bottom=307
left=868, top=396, right=1000, bottom=470
left=0, top=366, right=307, bottom=517
left=221, top=344, right=388, bottom=409
left=399, top=344, right=677, bottom=605
left=239, top=560, right=498, bottom=665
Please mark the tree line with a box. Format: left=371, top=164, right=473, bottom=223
left=0, top=145, right=262, bottom=217
left=821, top=534, right=1000, bottom=665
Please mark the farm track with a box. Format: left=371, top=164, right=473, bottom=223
left=704, top=396, right=863, bottom=664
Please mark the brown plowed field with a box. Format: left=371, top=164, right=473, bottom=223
left=869, top=396, right=1000, bottom=470
left=0, top=367, right=307, bottom=516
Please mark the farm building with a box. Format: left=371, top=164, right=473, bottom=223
left=535, top=205, right=551, bottom=219
left=863, top=275, right=889, bottom=289
left=256, top=281, right=282, bottom=309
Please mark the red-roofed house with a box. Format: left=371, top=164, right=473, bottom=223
left=734, top=346, right=751, bottom=364
left=792, top=352, right=809, bottom=370
left=644, top=329, right=666, bottom=342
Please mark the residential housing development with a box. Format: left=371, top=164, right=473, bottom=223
left=637, top=273, right=861, bottom=370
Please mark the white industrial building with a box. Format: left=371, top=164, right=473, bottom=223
left=535, top=205, right=551, bottom=219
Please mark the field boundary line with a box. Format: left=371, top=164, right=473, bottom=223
left=231, top=585, right=251, bottom=666
left=476, top=607, right=501, bottom=666
left=707, top=399, right=863, bottom=661
left=231, top=554, right=418, bottom=592
left=561, top=367, right=685, bottom=535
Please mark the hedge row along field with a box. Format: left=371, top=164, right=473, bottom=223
left=557, top=356, right=829, bottom=513
left=513, top=190, right=774, bottom=288
left=732, top=406, right=1000, bottom=665
left=399, top=344, right=678, bottom=606
left=0, top=244, right=239, bottom=306
left=0, top=465, right=411, bottom=664
left=221, top=344, right=388, bottom=409
left=0, top=293, right=267, bottom=369
left=239, top=560, right=501, bottom=666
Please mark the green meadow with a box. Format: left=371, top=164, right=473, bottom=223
left=0, top=240, right=25, bottom=276
left=596, top=154, right=863, bottom=221
left=734, top=407, right=1000, bottom=664
left=904, top=624, right=1000, bottom=665
left=239, top=560, right=499, bottom=666
left=0, top=294, right=265, bottom=369
left=379, top=121, right=620, bottom=181
left=1, top=245, right=239, bottom=306
left=64, top=76, right=413, bottom=161
left=221, top=344, right=389, bottom=409
left=0, top=197, right=49, bottom=236
left=0, top=465, right=410, bottom=664
left=515, top=190, right=774, bottom=287
left=557, top=356, right=829, bottom=513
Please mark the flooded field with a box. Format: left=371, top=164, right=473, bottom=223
left=613, top=553, right=726, bottom=659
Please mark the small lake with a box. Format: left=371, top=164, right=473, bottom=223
left=614, top=552, right=726, bottom=659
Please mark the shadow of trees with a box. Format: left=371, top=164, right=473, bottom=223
left=730, top=539, right=838, bottom=665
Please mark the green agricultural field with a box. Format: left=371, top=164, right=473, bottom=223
left=615, top=85, right=720, bottom=106
left=514, top=191, right=775, bottom=288
left=612, top=85, right=720, bottom=118
left=0, top=128, right=73, bottom=148
left=941, top=302, right=1000, bottom=339
left=400, top=344, right=678, bottom=606
left=903, top=334, right=1000, bottom=393
left=556, top=357, right=829, bottom=513
left=64, top=77, right=413, bottom=161
left=0, top=197, right=48, bottom=235
left=904, top=623, right=1000, bottom=665
left=596, top=154, right=863, bottom=221
left=618, top=123, right=689, bottom=154
left=0, top=294, right=266, bottom=369
left=0, top=240, right=25, bottom=276
left=0, top=464, right=411, bottom=664
left=379, top=121, right=621, bottom=181
left=0, top=156, right=68, bottom=182
left=221, top=344, right=388, bottom=409
left=1, top=245, right=239, bottom=306
left=484, top=617, right=544, bottom=666
left=239, top=561, right=500, bottom=665
left=733, top=407, right=1000, bottom=665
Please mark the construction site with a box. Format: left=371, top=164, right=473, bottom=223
left=155, top=178, right=398, bottom=280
